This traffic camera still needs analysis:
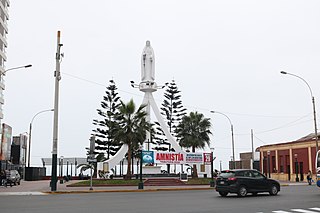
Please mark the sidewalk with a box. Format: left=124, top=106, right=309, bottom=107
left=0, top=180, right=213, bottom=194
left=0, top=179, right=309, bottom=195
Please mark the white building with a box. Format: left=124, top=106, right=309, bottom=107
left=0, top=0, right=10, bottom=122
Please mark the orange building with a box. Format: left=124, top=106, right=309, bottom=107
left=258, top=133, right=318, bottom=182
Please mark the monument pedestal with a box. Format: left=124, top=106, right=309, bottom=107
left=143, top=166, right=161, bottom=174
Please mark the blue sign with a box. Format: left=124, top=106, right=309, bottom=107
left=142, top=151, right=154, bottom=164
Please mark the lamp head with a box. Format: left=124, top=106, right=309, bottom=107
left=280, top=71, right=287, bottom=74
left=130, top=80, right=134, bottom=84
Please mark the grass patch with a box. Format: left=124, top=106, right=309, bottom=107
left=185, top=178, right=213, bottom=185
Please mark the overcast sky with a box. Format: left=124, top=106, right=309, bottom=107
left=4, top=0, right=320, bottom=169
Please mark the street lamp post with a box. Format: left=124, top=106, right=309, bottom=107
left=280, top=71, right=318, bottom=153
left=138, top=145, right=144, bottom=189
left=1, top=64, right=32, bottom=76
left=210, top=147, right=215, bottom=187
left=66, top=160, right=69, bottom=179
left=60, top=156, right=64, bottom=184
left=210, top=147, right=214, bottom=180
left=210, top=111, right=235, bottom=169
left=28, top=109, right=54, bottom=167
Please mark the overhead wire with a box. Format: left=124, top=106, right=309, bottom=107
left=61, top=72, right=316, bottom=136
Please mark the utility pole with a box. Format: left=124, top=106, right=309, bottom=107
left=51, top=31, right=63, bottom=191
left=251, top=129, right=254, bottom=169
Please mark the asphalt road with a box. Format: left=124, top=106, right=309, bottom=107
left=1, top=185, right=319, bottom=213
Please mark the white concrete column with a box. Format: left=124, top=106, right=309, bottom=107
left=260, top=150, right=264, bottom=174
left=308, top=146, right=312, bottom=173
left=275, top=150, right=279, bottom=172
left=289, top=148, right=293, bottom=179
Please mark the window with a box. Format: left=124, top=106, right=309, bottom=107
left=252, top=170, right=265, bottom=179
left=219, top=171, right=235, bottom=178
left=279, top=156, right=284, bottom=173
left=236, top=171, right=244, bottom=177
left=244, top=171, right=252, bottom=177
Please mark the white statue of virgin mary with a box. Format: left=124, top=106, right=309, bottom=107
left=141, top=41, right=155, bottom=82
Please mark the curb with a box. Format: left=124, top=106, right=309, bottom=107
left=45, top=187, right=214, bottom=194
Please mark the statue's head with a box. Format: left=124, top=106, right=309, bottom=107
left=146, top=40, right=150, bottom=46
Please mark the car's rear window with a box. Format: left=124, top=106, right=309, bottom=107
left=219, top=171, right=235, bottom=178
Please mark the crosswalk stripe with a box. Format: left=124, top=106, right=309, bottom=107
left=271, top=207, right=320, bottom=213
left=291, top=209, right=318, bottom=213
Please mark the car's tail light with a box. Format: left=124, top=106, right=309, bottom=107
left=228, top=177, right=237, bottom=181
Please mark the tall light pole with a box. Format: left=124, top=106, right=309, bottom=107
left=210, top=147, right=215, bottom=187
left=210, top=111, right=235, bottom=169
left=280, top=71, right=318, bottom=153
left=138, top=144, right=144, bottom=190
left=28, top=109, right=54, bottom=167
left=51, top=31, right=63, bottom=191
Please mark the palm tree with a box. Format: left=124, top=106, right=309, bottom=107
left=175, top=111, right=212, bottom=178
left=114, top=99, right=150, bottom=179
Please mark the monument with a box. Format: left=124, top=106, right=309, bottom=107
left=133, top=41, right=182, bottom=152
left=98, top=41, right=182, bottom=174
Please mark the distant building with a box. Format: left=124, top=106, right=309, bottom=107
left=11, top=134, right=27, bottom=166
left=0, top=123, right=12, bottom=170
left=231, top=152, right=260, bottom=170
left=258, top=133, right=318, bottom=181
left=0, top=0, right=9, bottom=124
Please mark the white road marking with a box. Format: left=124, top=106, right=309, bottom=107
left=0, top=192, right=46, bottom=196
left=291, top=209, right=318, bottom=213
left=267, top=207, right=320, bottom=213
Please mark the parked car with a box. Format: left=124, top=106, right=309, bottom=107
left=215, top=169, right=280, bottom=197
left=6, top=170, right=21, bottom=186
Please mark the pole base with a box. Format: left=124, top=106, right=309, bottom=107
left=138, top=182, right=144, bottom=189
left=296, top=177, right=299, bottom=182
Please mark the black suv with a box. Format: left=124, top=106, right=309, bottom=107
left=215, top=169, right=280, bottom=197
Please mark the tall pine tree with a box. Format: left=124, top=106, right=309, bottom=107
left=153, top=80, right=187, bottom=173
left=154, top=80, right=187, bottom=151
left=92, top=80, right=122, bottom=160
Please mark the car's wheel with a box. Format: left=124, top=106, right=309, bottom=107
left=269, top=185, right=278, bottom=196
left=237, top=186, right=247, bottom=197
left=218, top=191, right=228, bottom=197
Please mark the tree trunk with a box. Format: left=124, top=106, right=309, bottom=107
left=192, top=146, right=198, bottom=178
left=192, top=164, right=198, bottom=178
left=126, top=144, right=132, bottom=179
